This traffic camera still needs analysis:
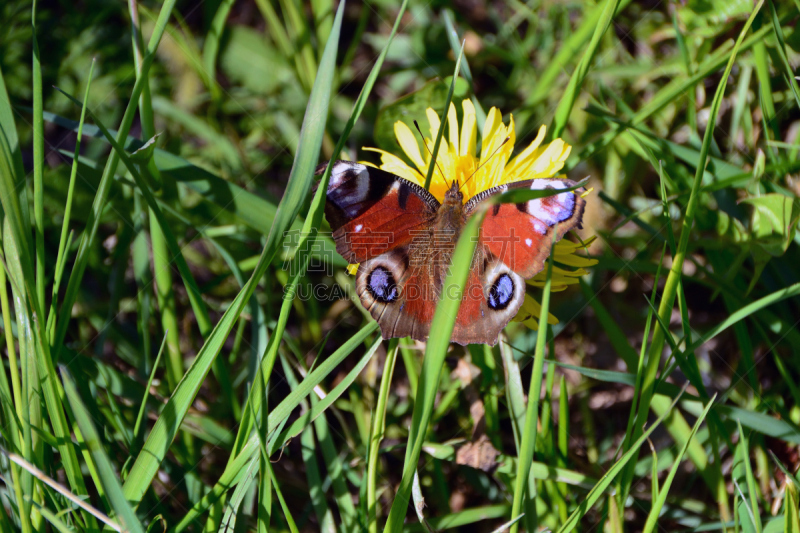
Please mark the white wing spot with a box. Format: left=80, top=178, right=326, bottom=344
left=525, top=238, right=533, bottom=247
left=532, top=219, right=547, bottom=235
left=526, top=179, right=574, bottom=226
left=355, top=224, right=363, bottom=232
left=330, top=161, right=366, bottom=188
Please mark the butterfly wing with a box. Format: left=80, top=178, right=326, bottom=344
left=356, top=243, right=526, bottom=346
left=465, top=178, right=585, bottom=279
left=451, top=248, right=525, bottom=346
left=355, top=246, right=438, bottom=342
left=323, top=161, right=440, bottom=264
left=325, top=163, right=583, bottom=345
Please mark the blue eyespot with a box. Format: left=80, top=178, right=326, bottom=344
left=367, top=266, right=398, bottom=303
left=488, top=273, right=514, bottom=310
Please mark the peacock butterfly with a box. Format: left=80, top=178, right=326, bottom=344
left=320, top=160, right=585, bottom=345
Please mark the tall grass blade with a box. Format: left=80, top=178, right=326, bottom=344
left=202, top=0, right=234, bottom=102
left=31, top=0, right=45, bottom=314
left=510, top=240, right=555, bottom=533
left=786, top=481, right=800, bottom=533
left=624, top=0, right=763, bottom=499
left=767, top=0, right=800, bottom=109
left=224, top=0, right=406, bottom=484
left=550, top=0, right=620, bottom=139
left=132, top=332, right=168, bottom=447
left=556, top=385, right=689, bottom=533
left=52, top=0, right=181, bottom=360
left=367, top=339, right=399, bottom=533
left=118, top=1, right=346, bottom=510
left=383, top=210, right=485, bottom=531
left=642, top=394, right=717, bottom=533
left=61, top=369, right=144, bottom=533
left=441, top=10, right=486, bottom=128
left=423, top=41, right=464, bottom=191
left=47, top=59, right=94, bottom=342
left=173, top=328, right=380, bottom=531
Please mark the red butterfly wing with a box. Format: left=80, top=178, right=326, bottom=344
left=465, top=178, right=585, bottom=279
left=452, top=252, right=525, bottom=346
left=323, top=161, right=439, bottom=264
left=354, top=246, right=438, bottom=342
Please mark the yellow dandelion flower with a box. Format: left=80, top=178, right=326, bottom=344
left=360, top=98, right=597, bottom=330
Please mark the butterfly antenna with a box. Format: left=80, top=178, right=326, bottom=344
left=459, top=136, right=511, bottom=192
left=413, top=120, right=449, bottom=187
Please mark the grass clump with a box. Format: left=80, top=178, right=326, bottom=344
left=1, top=0, right=800, bottom=531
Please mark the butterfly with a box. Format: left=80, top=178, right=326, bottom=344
left=321, top=160, right=585, bottom=345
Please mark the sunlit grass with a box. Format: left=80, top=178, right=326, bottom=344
left=0, top=0, right=799, bottom=531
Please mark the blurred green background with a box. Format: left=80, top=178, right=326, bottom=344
left=2, top=0, right=800, bottom=531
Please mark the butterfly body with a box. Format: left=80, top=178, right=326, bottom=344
left=321, top=160, right=585, bottom=345
left=411, top=182, right=466, bottom=286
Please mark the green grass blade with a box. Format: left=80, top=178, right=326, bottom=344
left=0, top=96, right=35, bottom=304
left=311, top=387, right=357, bottom=530
left=578, top=279, right=638, bottom=368
left=500, top=340, right=526, bottom=451
left=786, top=481, right=800, bottom=533
left=368, top=339, right=399, bottom=533
left=642, top=394, right=717, bottom=533
left=47, top=59, right=94, bottom=342
left=118, top=1, right=345, bottom=509
left=61, top=369, right=145, bottom=533
left=53, top=88, right=213, bottom=340
left=269, top=460, right=299, bottom=533
left=423, top=41, right=465, bottom=191
left=510, top=241, right=555, bottom=533
left=148, top=212, right=185, bottom=390
left=202, top=0, right=234, bottom=102
left=556, top=385, right=688, bottom=533
left=31, top=0, right=45, bottom=315
left=549, top=0, right=620, bottom=140
left=767, top=0, right=800, bottom=109
left=737, top=421, right=763, bottom=532
left=626, top=0, right=763, bottom=501
left=217, top=454, right=259, bottom=533
left=300, top=412, right=335, bottom=531
left=173, top=327, right=380, bottom=531
left=223, top=0, right=407, bottom=479
left=383, top=210, right=485, bottom=531
left=677, top=282, right=800, bottom=359
left=557, top=374, right=569, bottom=523
left=441, top=10, right=486, bottom=127
left=132, top=332, right=168, bottom=447
left=52, top=0, right=181, bottom=360
left=278, top=0, right=317, bottom=91
left=28, top=500, right=74, bottom=533
left=1, top=223, right=35, bottom=533
left=129, top=0, right=203, bottom=399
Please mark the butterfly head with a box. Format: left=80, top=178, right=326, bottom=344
left=444, top=179, right=463, bottom=206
